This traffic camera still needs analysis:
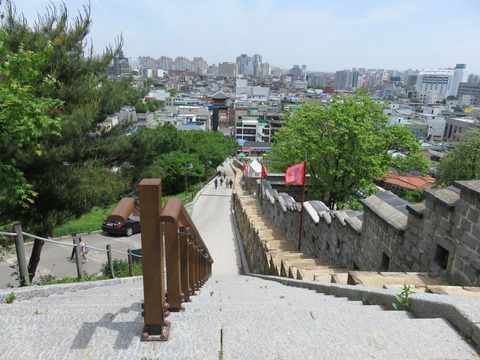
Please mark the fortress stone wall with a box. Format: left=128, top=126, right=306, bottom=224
left=236, top=165, right=480, bottom=286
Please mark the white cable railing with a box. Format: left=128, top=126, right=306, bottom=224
left=1, top=226, right=142, bottom=287
left=1, top=230, right=142, bottom=257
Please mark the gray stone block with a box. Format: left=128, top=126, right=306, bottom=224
left=441, top=218, right=452, bottom=232
left=467, top=207, right=480, bottom=223
left=462, top=233, right=478, bottom=252
left=454, top=180, right=480, bottom=206
left=460, top=217, right=473, bottom=232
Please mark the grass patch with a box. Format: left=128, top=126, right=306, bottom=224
left=52, top=205, right=116, bottom=238
left=35, top=273, right=109, bottom=285
left=35, top=260, right=143, bottom=286
left=52, top=192, right=193, bottom=239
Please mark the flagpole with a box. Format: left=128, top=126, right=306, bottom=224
left=260, top=162, right=267, bottom=204
left=298, top=156, right=307, bottom=251
left=260, top=171, right=263, bottom=204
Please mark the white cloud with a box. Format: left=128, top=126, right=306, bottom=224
left=10, top=0, right=480, bottom=74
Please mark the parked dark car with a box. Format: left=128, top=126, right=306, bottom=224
left=102, top=218, right=140, bottom=237
left=102, top=197, right=141, bottom=236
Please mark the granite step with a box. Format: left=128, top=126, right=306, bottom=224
left=0, top=274, right=476, bottom=359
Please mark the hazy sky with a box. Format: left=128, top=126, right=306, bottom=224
left=15, top=0, right=480, bottom=75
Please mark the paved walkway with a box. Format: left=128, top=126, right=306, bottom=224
left=0, top=159, right=478, bottom=359
left=189, top=158, right=243, bottom=275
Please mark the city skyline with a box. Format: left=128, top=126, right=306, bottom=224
left=16, top=0, right=480, bottom=75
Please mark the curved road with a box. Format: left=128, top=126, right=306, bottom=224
left=0, top=159, right=242, bottom=288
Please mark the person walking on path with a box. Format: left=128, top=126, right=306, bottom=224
left=69, top=233, right=78, bottom=261
left=214, top=178, right=218, bottom=189
left=79, top=237, right=88, bottom=264
left=220, top=178, right=224, bottom=186
left=223, top=171, right=226, bottom=179
left=229, top=179, right=233, bottom=188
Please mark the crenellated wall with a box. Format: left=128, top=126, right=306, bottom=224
left=235, top=164, right=480, bottom=286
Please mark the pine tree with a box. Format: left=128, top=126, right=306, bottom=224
left=1, top=1, right=143, bottom=280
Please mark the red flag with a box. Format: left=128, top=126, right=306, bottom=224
left=261, top=163, right=268, bottom=178
left=285, top=162, right=305, bottom=185
left=243, top=159, right=249, bottom=177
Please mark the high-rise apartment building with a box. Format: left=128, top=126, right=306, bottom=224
left=457, top=82, right=480, bottom=106
left=468, top=73, right=480, bottom=83
left=158, top=56, right=173, bottom=71
left=192, top=57, right=208, bottom=75
left=252, top=54, right=262, bottom=77
left=335, top=70, right=349, bottom=90
left=173, top=56, right=192, bottom=71
left=138, top=56, right=156, bottom=69
left=236, top=53, right=269, bottom=78
left=236, top=54, right=253, bottom=77
left=307, top=73, right=328, bottom=87
left=218, top=62, right=238, bottom=77
left=258, top=63, right=271, bottom=78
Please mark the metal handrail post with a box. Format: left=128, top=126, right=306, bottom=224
left=74, top=238, right=83, bottom=278
left=106, top=244, right=114, bottom=278
left=13, top=224, right=30, bottom=286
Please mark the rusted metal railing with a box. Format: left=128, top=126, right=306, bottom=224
left=139, top=179, right=213, bottom=342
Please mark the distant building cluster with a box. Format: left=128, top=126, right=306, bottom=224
left=104, top=51, right=480, bottom=174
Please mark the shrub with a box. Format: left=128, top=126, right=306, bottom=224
left=101, top=259, right=143, bottom=278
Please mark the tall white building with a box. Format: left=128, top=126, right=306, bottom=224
left=415, top=64, right=467, bottom=97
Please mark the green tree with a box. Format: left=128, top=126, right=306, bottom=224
left=0, top=34, right=63, bottom=210
left=134, top=100, right=147, bottom=113
left=168, top=89, right=179, bottom=97
left=435, top=128, right=480, bottom=186
left=271, top=92, right=428, bottom=209
left=143, top=150, right=204, bottom=195
left=183, top=131, right=237, bottom=169
left=1, top=1, right=139, bottom=232
left=126, top=126, right=237, bottom=195
left=1, top=1, right=139, bottom=280
left=127, top=124, right=185, bottom=184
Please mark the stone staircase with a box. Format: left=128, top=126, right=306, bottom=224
left=0, top=275, right=477, bottom=359
left=234, top=176, right=480, bottom=300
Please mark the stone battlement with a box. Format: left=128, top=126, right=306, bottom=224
left=238, top=166, right=479, bottom=286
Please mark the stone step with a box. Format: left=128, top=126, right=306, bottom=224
left=1, top=274, right=476, bottom=359
left=295, top=266, right=348, bottom=281
left=270, top=251, right=317, bottom=262
left=426, top=285, right=480, bottom=298
left=257, top=228, right=286, bottom=239
left=262, top=239, right=297, bottom=252
left=347, top=271, right=450, bottom=289
left=268, top=252, right=319, bottom=276
left=280, top=259, right=330, bottom=278
left=330, top=272, right=349, bottom=284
